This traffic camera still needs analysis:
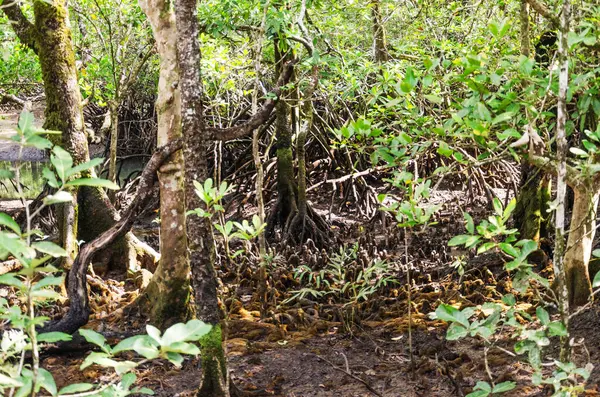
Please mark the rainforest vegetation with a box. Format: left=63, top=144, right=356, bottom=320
left=0, top=0, right=600, bottom=395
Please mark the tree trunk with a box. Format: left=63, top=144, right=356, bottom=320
left=371, top=0, right=388, bottom=63
left=553, top=0, right=571, bottom=361
left=174, top=0, right=229, bottom=395
left=136, top=0, right=192, bottom=329
left=107, top=100, right=119, bottom=202
left=564, top=187, right=599, bottom=306
left=2, top=0, right=158, bottom=273
left=514, top=0, right=551, bottom=242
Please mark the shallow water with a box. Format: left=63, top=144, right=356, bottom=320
left=0, top=161, right=46, bottom=199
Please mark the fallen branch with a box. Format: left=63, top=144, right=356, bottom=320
left=41, top=139, right=183, bottom=334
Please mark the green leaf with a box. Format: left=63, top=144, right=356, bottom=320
left=162, top=320, right=212, bottom=345
left=18, top=110, right=34, bottom=133
left=446, top=323, right=469, bottom=340
left=163, top=341, right=200, bottom=355
left=32, top=241, right=67, bottom=257
left=113, top=336, right=159, bottom=360
left=448, top=235, right=471, bottom=246
left=44, top=192, right=73, bottom=205
left=492, top=198, right=502, bottom=216
left=502, top=294, right=516, bottom=306
left=165, top=351, right=184, bottom=367
left=465, top=391, right=489, bottom=397
left=0, top=372, right=23, bottom=387
left=464, top=212, right=474, bottom=234
left=80, top=352, right=110, bottom=370
left=65, top=178, right=120, bottom=190
left=570, top=147, right=588, bottom=157
left=424, top=95, right=443, bottom=104
left=30, top=289, right=62, bottom=300
left=32, top=276, right=64, bottom=291
left=58, top=383, right=94, bottom=395
left=0, top=273, right=25, bottom=289
left=37, top=368, right=57, bottom=396
left=492, top=381, right=516, bottom=393
left=536, top=307, right=550, bottom=326
left=499, top=243, right=519, bottom=258
left=79, top=329, right=111, bottom=354
left=492, top=112, right=514, bottom=125
left=0, top=212, right=21, bottom=235
left=547, top=321, right=568, bottom=337
left=593, top=270, right=600, bottom=288
left=66, top=157, right=103, bottom=178
left=51, top=146, right=73, bottom=183
left=146, top=324, right=162, bottom=344
left=435, top=304, right=469, bottom=327
left=38, top=332, right=72, bottom=343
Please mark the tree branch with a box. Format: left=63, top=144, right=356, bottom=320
left=41, top=139, right=183, bottom=334
left=0, top=0, right=37, bottom=52
left=524, top=0, right=559, bottom=28
left=205, top=59, right=297, bottom=141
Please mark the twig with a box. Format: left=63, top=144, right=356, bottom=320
left=314, top=354, right=383, bottom=397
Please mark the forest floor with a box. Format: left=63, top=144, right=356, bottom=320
left=19, top=188, right=600, bottom=397
left=1, top=105, right=600, bottom=396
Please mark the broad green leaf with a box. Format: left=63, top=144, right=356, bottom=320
left=162, top=320, right=212, bottom=345
left=547, top=321, right=568, bottom=337
left=593, top=270, right=600, bottom=288
left=163, top=341, right=200, bottom=355
left=30, top=289, right=62, bottom=300
left=44, top=191, right=73, bottom=205
left=0, top=273, right=25, bottom=289
left=79, top=329, right=111, bottom=354
left=32, top=241, right=67, bottom=257
left=80, top=352, right=110, bottom=370
left=435, top=304, right=469, bottom=327
left=165, top=351, right=184, bottom=367
left=66, top=157, right=103, bottom=178
left=37, top=368, right=57, bottom=396
left=536, top=307, right=550, bottom=326
left=446, top=323, right=469, bottom=340
left=0, top=372, right=23, bottom=387
left=492, top=112, right=514, bottom=125
left=492, top=381, right=516, bottom=393
left=65, top=178, right=120, bottom=190
left=463, top=212, right=474, bottom=234
left=0, top=212, right=21, bottom=235
left=146, top=324, right=162, bottom=344
left=18, top=110, right=34, bottom=133
left=32, top=276, right=64, bottom=291
left=448, top=235, right=471, bottom=246
left=465, top=391, right=489, bottom=397
left=51, top=146, right=73, bottom=183
left=38, top=332, right=72, bottom=343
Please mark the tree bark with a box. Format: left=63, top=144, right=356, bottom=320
left=554, top=0, right=571, bottom=361
left=136, top=0, right=192, bottom=329
left=174, top=0, right=229, bottom=395
left=371, top=0, right=388, bottom=63
left=564, top=187, right=599, bottom=306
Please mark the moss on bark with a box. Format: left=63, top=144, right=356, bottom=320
left=197, top=325, right=228, bottom=397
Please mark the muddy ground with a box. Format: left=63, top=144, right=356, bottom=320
left=1, top=104, right=600, bottom=397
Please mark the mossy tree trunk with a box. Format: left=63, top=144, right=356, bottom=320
left=136, top=0, right=192, bottom=329
left=514, top=0, right=552, bottom=243
left=1, top=0, right=158, bottom=272
left=174, top=0, right=229, bottom=395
